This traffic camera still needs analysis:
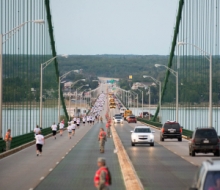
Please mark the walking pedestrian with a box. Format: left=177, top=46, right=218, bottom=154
left=4, top=129, right=12, bottom=151
left=59, top=121, right=64, bottom=136
left=51, top=122, right=57, bottom=139
left=98, top=128, right=107, bottom=153
left=35, top=131, right=44, bottom=156
left=67, top=123, right=72, bottom=139
left=106, top=121, right=111, bottom=138
left=34, top=125, right=41, bottom=136
left=76, top=118, right=80, bottom=129
left=100, top=116, right=103, bottom=123
left=71, top=121, right=76, bottom=136
left=94, top=157, right=112, bottom=190
left=82, top=116, right=86, bottom=126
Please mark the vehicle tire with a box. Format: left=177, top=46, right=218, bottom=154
left=150, top=143, right=154, bottom=147
left=191, top=150, right=196, bottom=157
left=178, top=137, right=182, bottom=142
left=160, top=137, right=164, bottom=141
left=131, top=142, right=135, bottom=146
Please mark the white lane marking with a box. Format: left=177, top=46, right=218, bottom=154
left=40, top=176, right=44, bottom=180
left=56, top=162, right=59, bottom=164
left=191, top=162, right=194, bottom=165
left=49, top=168, right=53, bottom=171
left=66, top=152, right=68, bottom=154
left=29, top=188, right=33, bottom=190
left=62, top=156, right=65, bottom=159
left=181, top=156, right=184, bottom=159
left=69, top=149, right=71, bottom=151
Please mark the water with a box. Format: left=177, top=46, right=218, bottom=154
left=129, top=107, right=220, bottom=135
left=3, top=107, right=60, bottom=137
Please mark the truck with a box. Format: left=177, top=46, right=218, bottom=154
left=124, top=110, right=132, bottom=120
left=120, top=107, right=127, bottom=116
left=109, top=102, right=116, bottom=109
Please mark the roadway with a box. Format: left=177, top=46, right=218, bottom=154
left=110, top=107, right=198, bottom=190
left=35, top=94, right=125, bottom=190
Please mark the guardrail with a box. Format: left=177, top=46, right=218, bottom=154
left=137, top=117, right=193, bottom=139
left=0, top=126, right=65, bottom=153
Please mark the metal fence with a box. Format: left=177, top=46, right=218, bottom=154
left=0, top=0, right=67, bottom=138
left=154, top=0, right=220, bottom=134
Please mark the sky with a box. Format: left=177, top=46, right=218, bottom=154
left=51, top=0, right=178, bottom=55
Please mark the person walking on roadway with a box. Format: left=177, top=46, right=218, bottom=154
left=94, top=157, right=112, bottom=190
left=59, top=120, right=64, bottom=136
left=100, top=116, right=103, bottom=123
left=98, top=128, right=107, bottom=153
left=67, top=123, right=72, bottom=139
left=4, top=129, right=12, bottom=151
left=35, top=131, right=44, bottom=156
left=34, top=125, right=41, bottom=136
left=71, top=121, right=76, bottom=136
left=106, top=120, right=111, bottom=138
left=51, top=122, right=57, bottom=139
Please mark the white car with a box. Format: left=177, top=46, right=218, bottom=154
left=189, top=158, right=220, bottom=190
left=114, top=116, right=124, bottom=124
left=131, top=126, right=155, bottom=146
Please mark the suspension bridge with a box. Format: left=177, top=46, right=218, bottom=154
left=0, top=0, right=219, bottom=190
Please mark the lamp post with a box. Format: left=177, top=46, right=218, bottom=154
left=143, top=75, right=162, bottom=121
left=147, top=87, right=151, bottom=120
left=75, top=84, right=89, bottom=117
left=155, top=64, right=178, bottom=122
left=40, top=54, right=68, bottom=128
left=137, top=88, right=144, bottom=118
left=130, top=90, right=138, bottom=116
left=178, top=42, right=212, bottom=127
left=0, top=19, right=44, bottom=138
left=58, top=70, right=80, bottom=122
left=69, top=79, right=86, bottom=118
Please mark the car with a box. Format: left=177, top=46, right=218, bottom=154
left=114, top=116, right=124, bottom=124
left=126, top=115, right=137, bottom=123
left=130, top=126, right=155, bottom=146
left=189, top=127, right=220, bottom=157
left=160, top=120, right=182, bottom=141
left=113, top=114, right=121, bottom=120
left=189, top=158, right=220, bottom=190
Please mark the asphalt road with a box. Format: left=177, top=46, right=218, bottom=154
left=110, top=108, right=198, bottom=190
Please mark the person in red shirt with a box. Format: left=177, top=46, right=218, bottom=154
left=94, top=157, right=111, bottom=190
left=106, top=120, right=111, bottom=138
left=4, top=129, right=12, bottom=151
left=98, top=128, right=107, bottom=153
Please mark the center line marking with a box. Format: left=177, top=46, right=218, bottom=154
left=40, top=177, right=44, bottom=180
left=49, top=168, right=53, bottom=171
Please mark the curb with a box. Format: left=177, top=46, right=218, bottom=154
left=0, top=132, right=56, bottom=159
left=111, top=125, right=144, bottom=190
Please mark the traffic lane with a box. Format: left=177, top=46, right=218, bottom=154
left=129, top=121, right=215, bottom=166
left=113, top=122, right=197, bottom=190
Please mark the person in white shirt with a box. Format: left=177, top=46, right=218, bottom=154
left=76, top=118, right=80, bottom=128
left=67, top=123, right=72, bottom=139
left=87, top=116, right=90, bottom=124
left=35, top=131, right=44, bottom=156
left=71, top=122, right=76, bottom=136
left=82, top=117, right=86, bottom=126
left=51, top=122, right=57, bottom=139
left=59, top=120, right=64, bottom=136
left=73, top=117, right=77, bottom=124
left=34, top=125, right=41, bottom=136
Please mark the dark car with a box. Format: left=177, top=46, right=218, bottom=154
left=189, top=128, right=220, bottom=157
left=126, top=115, right=137, bottom=123
left=160, top=121, right=182, bottom=141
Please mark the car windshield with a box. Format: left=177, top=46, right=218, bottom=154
left=115, top=117, right=122, bottom=119
left=135, top=128, right=151, bottom=133
left=195, top=129, right=217, bottom=138
left=204, top=171, right=220, bottom=190
left=164, top=123, right=180, bottom=129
